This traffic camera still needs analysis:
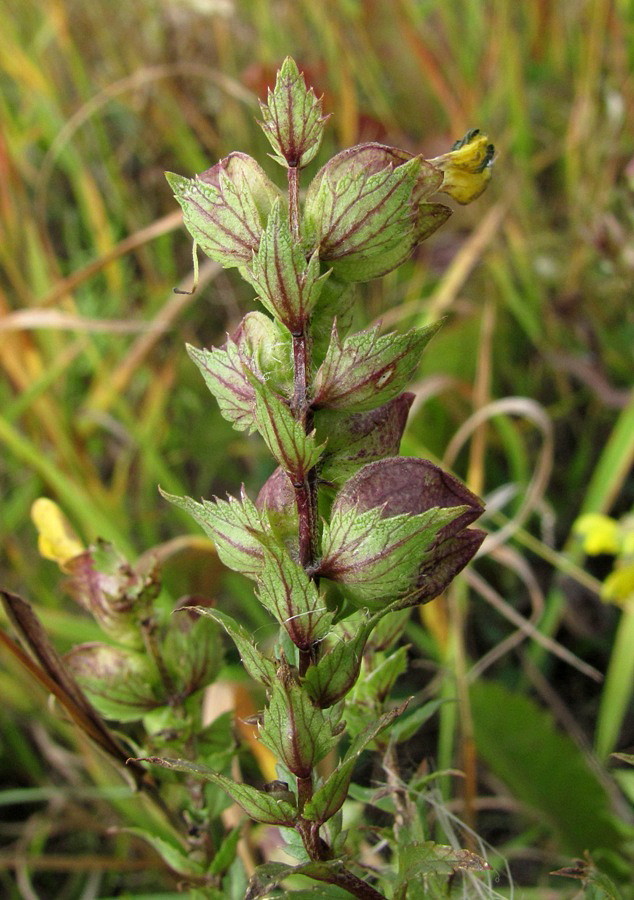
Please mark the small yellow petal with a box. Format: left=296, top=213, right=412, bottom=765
left=31, top=498, right=85, bottom=571
left=574, top=513, right=620, bottom=556
left=602, top=566, right=634, bottom=606
left=430, top=129, right=495, bottom=205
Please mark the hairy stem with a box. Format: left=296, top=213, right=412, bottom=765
left=292, top=330, right=309, bottom=423
left=288, top=164, right=300, bottom=243
left=288, top=166, right=318, bottom=570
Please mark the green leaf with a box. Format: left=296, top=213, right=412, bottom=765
left=120, top=827, right=203, bottom=877
left=470, top=680, right=629, bottom=858
left=163, top=610, right=222, bottom=697
left=259, top=672, right=338, bottom=778
left=251, top=376, right=325, bottom=478
left=303, top=614, right=375, bottom=708
left=136, top=757, right=297, bottom=826
left=183, top=607, right=276, bottom=686
left=208, top=825, right=242, bottom=877
left=310, top=278, right=357, bottom=366
left=390, top=699, right=444, bottom=743
left=258, top=56, right=327, bottom=169
left=303, top=699, right=410, bottom=823
left=313, top=323, right=440, bottom=412
left=64, top=643, right=161, bottom=722
left=160, top=488, right=268, bottom=580
left=257, top=543, right=333, bottom=649
left=319, top=502, right=464, bottom=608
left=396, top=841, right=490, bottom=883
left=246, top=860, right=351, bottom=900
left=244, top=201, right=330, bottom=331
left=316, top=394, right=413, bottom=485
left=237, top=311, right=294, bottom=395
left=166, top=153, right=278, bottom=267
left=357, top=645, right=408, bottom=703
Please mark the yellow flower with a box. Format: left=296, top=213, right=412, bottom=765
left=31, top=498, right=84, bottom=571
left=429, top=129, right=495, bottom=205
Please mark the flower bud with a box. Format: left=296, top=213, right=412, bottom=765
left=64, top=541, right=159, bottom=648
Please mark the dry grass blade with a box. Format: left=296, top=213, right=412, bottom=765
left=444, top=397, right=554, bottom=555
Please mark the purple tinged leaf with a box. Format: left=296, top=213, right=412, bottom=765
left=318, top=458, right=485, bottom=608
left=303, top=143, right=450, bottom=282
left=319, top=503, right=463, bottom=608
left=162, top=607, right=222, bottom=697
left=258, top=56, right=328, bottom=168
left=257, top=543, right=333, bottom=650
left=259, top=664, right=338, bottom=778
left=335, top=457, right=483, bottom=536
left=256, top=467, right=299, bottom=547
left=304, top=155, right=419, bottom=279
left=313, top=323, right=440, bottom=412
left=166, top=153, right=279, bottom=268
left=160, top=487, right=269, bottom=580
left=256, top=466, right=296, bottom=514
left=412, top=529, right=486, bottom=604
left=187, top=339, right=258, bottom=433
left=307, top=143, right=442, bottom=201
left=187, top=311, right=292, bottom=434
left=183, top=606, right=276, bottom=686
left=303, top=699, right=410, bottom=824
left=64, top=642, right=160, bottom=722
left=244, top=201, right=330, bottom=331
left=414, top=202, right=453, bottom=242
left=134, top=757, right=297, bottom=826
left=316, top=393, right=414, bottom=484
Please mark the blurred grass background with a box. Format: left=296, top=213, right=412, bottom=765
left=1, top=0, right=633, bottom=896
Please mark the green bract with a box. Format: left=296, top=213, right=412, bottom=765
left=166, top=152, right=280, bottom=267
left=303, top=143, right=451, bottom=282
left=258, top=56, right=328, bottom=169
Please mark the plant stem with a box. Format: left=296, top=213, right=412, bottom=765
left=292, top=329, right=308, bottom=421
left=140, top=616, right=177, bottom=699
left=297, top=774, right=313, bottom=812
left=288, top=165, right=300, bottom=243
left=288, top=164, right=319, bottom=571
left=297, top=820, right=386, bottom=900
